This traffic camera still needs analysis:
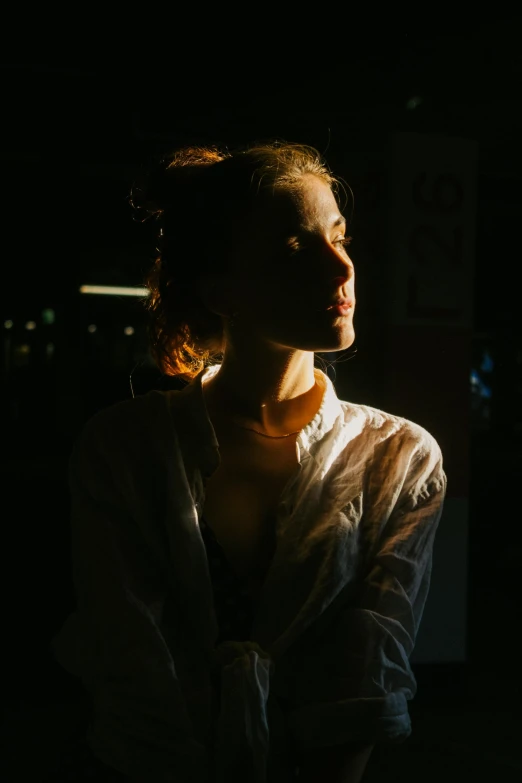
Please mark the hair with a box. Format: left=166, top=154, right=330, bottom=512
left=130, top=140, right=345, bottom=381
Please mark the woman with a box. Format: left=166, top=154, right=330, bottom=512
left=50, top=141, right=447, bottom=783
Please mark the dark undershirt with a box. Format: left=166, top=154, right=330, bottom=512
left=199, top=515, right=260, bottom=645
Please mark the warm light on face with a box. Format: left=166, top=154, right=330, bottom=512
left=79, top=285, right=150, bottom=297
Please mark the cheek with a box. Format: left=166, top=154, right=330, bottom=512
left=234, top=252, right=322, bottom=314
left=236, top=265, right=282, bottom=301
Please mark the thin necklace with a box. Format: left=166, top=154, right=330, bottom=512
left=203, top=379, right=302, bottom=438
left=231, top=421, right=301, bottom=439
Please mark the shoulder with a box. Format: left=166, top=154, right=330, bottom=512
left=339, top=399, right=442, bottom=458
left=338, top=400, right=445, bottom=502
left=72, top=390, right=175, bottom=462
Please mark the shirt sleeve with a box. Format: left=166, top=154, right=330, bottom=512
left=49, top=417, right=210, bottom=783
left=283, top=429, right=447, bottom=752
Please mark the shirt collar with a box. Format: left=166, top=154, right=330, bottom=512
left=173, top=362, right=344, bottom=474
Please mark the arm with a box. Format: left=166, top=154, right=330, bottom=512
left=51, top=418, right=209, bottom=783
left=284, top=431, right=447, bottom=762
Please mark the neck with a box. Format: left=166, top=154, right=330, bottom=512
left=202, top=348, right=323, bottom=436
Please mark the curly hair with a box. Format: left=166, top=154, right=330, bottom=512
left=130, top=141, right=344, bottom=381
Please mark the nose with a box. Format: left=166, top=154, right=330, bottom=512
left=325, top=242, right=354, bottom=286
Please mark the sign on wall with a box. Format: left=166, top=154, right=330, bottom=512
left=385, top=132, right=478, bottom=663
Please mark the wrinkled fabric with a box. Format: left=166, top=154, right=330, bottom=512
left=210, top=642, right=273, bottom=783
left=50, top=363, right=447, bottom=782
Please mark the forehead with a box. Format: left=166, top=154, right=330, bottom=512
left=248, top=174, right=341, bottom=237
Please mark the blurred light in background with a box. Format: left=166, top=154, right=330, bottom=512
left=480, top=350, right=494, bottom=373
left=406, top=96, right=423, bottom=110
left=42, top=308, right=56, bottom=325
left=80, top=285, right=149, bottom=297
left=14, top=343, right=31, bottom=366
left=4, top=320, right=13, bottom=329
left=25, top=321, right=36, bottom=330
left=123, top=326, right=135, bottom=336
left=470, top=368, right=492, bottom=399
left=87, top=324, right=97, bottom=333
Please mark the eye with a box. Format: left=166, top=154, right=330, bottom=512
left=334, top=235, right=353, bottom=249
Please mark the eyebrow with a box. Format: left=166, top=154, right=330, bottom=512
left=284, top=214, right=347, bottom=243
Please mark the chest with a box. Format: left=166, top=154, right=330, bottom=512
left=202, top=439, right=299, bottom=598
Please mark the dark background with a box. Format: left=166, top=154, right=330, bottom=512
left=2, top=13, right=522, bottom=780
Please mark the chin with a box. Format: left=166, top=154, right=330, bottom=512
left=317, top=338, right=356, bottom=353
left=278, top=329, right=356, bottom=354
left=258, top=317, right=356, bottom=352
left=314, top=323, right=357, bottom=353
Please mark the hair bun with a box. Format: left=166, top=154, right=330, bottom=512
left=129, top=163, right=172, bottom=222
left=130, top=147, right=227, bottom=222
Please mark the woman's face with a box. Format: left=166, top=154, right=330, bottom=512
left=213, top=173, right=356, bottom=354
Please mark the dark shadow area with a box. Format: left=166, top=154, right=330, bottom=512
left=2, top=17, right=522, bottom=780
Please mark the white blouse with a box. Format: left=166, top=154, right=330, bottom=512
left=50, top=363, right=447, bottom=783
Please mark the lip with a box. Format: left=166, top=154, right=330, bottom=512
left=325, top=298, right=354, bottom=315
left=326, top=302, right=353, bottom=315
